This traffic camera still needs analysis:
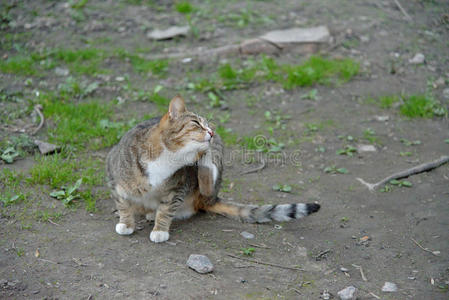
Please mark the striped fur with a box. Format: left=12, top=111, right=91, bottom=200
left=106, top=95, right=320, bottom=243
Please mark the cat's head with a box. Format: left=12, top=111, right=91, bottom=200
left=159, top=95, right=214, bottom=156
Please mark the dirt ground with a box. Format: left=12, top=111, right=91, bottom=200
left=1, top=0, right=449, bottom=299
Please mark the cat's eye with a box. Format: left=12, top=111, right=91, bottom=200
left=191, top=120, right=201, bottom=127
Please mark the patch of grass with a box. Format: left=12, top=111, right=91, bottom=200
left=281, top=56, right=359, bottom=88
left=0, top=168, right=26, bottom=207
left=399, top=94, right=447, bottom=118
left=40, top=95, right=129, bottom=149
left=216, top=126, right=238, bottom=146
left=363, top=128, right=380, bottom=144
left=0, top=56, right=37, bottom=75
left=175, top=1, right=195, bottom=14
left=116, top=49, right=168, bottom=76
left=378, top=95, right=400, bottom=109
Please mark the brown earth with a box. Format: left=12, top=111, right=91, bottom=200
left=1, top=0, right=448, bottom=299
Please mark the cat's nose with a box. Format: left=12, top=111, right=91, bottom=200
left=208, top=129, right=214, bottom=137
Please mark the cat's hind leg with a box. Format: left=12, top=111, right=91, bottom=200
left=115, top=196, right=136, bottom=235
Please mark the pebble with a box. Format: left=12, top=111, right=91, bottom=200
left=409, top=53, right=425, bottom=64
left=338, top=286, right=356, bottom=300
left=357, top=145, right=376, bottom=153
left=340, top=267, right=349, bottom=272
left=186, top=254, right=214, bottom=274
left=442, top=88, right=449, bottom=100
left=240, top=231, right=255, bottom=239
left=54, top=67, right=69, bottom=76
left=375, top=115, right=389, bottom=122
left=382, top=282, right=398, bottom=292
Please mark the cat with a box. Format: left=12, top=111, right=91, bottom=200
left=106, top=95, right=320, bottom=243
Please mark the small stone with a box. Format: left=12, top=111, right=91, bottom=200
left=187, top=254, right=214, bottom=274
left=147, top=26, right=189, bottom=40
left=375, top=115, right=389, bottom=122
left=240, top=231, right=255, bottom=239
left=382, top=282, right=398, bottom=292
left=34, top=140, right=60, bottom=155
left=442, top=88, right=449, bottom=100
left=338, top=286, right=357, bottom=300
left=409, top=53, right=425, bottom=64
left=357, top=145, right=376, bottom=153
left=360, top=35, right=370, bottom=43
left=434, top=77, right=445, bottom=87
left=340, top=267, right=349, bottom=272
left=115, top=76, right=125, bottom=82
left=322, top=290, right=331, bottom=300
left=54, top=67, right=69, bottom=76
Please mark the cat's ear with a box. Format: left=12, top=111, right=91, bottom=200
left=168, top=95, right=186, bottom=120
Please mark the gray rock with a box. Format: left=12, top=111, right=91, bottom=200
left=260, top=26, right=331, bottom=45
left=375, top=115, right=389, bottom=122
left=382, top=282, right=398, bottom=292
left=148, top=26, right=189, bottom=40
left=357, top=144, right=376, bottom=153
left=240, top=231, right=255, bottom=239
left=409, top=53, right=425, bottom=64
left=34, top=140, right=60, bottom=155
left=442, top=88, right=449, bottom=100
left=338, top=286, right=357, bottom=300
left=187, top=254, right=214, bottom=274
left=54, top=67, right=69, bottom=76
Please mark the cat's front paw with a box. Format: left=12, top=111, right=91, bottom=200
left=115, top=223, right=134, bottom=235
left=149, top=231, right=169, bottom=243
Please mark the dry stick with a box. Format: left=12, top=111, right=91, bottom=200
left=240, top=158, right=266, bottom=175
left=411, top=238, right=440, bottom=256
left=48, top=219, right=60, bottom=226
left=393, top=0, right=413, bottom=22
left=315, top=249, right=331, bottom=260
left=31, top=104, right=44, bottom=135
left=357, top=155, right=449, bottom=191
left=369, top=292, right=381, bottom=299
left=226, top=254, right=304, bottom=271
left=351, top=264, right=367, bottom=282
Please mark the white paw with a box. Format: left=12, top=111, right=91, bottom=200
left=115, top=223, right=134, bottom=235
left=149, top=231, right=169, bottom=243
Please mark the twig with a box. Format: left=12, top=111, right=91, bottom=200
left=48, top=219, right=60, bottom=226
left=357, top=156, right=449, bottom=191
left=315, top=249, right=331, bottom=261
left=411, top=238, right=440, bottom=256
left=226, top=254, right=304, bottom=271
left=240, top=157, right=266, bottom=175
left=393, top=0, right=412, bottom=22
left=38, top=258, right=59, bottom=264
left=72, top=257, right=89, bottom=267
left=352, top=264, right=367, bottom=281
left=31, top=104, right=44, bottom=135
left=369, top=292, right=381, bottom=299
left=248, top=243, right=271, bottom=249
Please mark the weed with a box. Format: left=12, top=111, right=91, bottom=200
left=400, top=138, right=421, bottom=146
left=324, top=166, right=348, bottom=174
left=0, top=147, right=19, bottom=163
left=301, top=89, right=318, bottom=100
left=363, top=128, right=379, bottom=144
left=241, top=247, right=255, bottom=256
left=272, top=184, right=292, bottom=193
left=175, top=1, right=195, bottom=14
left=0, top=56, right=36, bottom=75
left=378, top=95, right=400, bottom=108
left=50, top=178, right=83, bottom=207
left=400, top=94, right=447, bottom=118
left=389, top=179, right=412, bottom=187
left=400, top=151, right=412, bottom=157
left=337, top=145, right=357, bottom=156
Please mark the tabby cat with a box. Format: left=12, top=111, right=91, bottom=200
left=106, top=96, right=320, bottom=243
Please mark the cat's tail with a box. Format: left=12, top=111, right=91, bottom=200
left=203, top=199, right=320, bottom=223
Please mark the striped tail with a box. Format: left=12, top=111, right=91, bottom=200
left=204, top=200, right=320, bottom=223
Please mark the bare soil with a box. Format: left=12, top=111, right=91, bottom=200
left=1, top=0, right=448, bottom=299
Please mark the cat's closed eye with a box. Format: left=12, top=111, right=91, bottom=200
left=191, top=120, right=201, bottom=127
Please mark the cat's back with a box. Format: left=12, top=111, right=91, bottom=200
left=106, top=117, right=161, bottom=187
